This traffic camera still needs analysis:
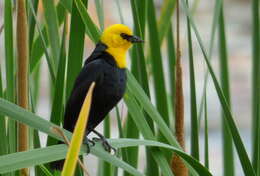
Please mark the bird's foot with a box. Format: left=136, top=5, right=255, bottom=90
left=83, top=137, right=95, bottom=153
left=92, top=130, right=116, bottom=154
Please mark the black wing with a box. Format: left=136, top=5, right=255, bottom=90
left=63, top=59, right=105, bottom=132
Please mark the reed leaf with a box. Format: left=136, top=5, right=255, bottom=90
left=65, top=0, right=87, bottom=100
left=218, top=5, right=234, bottom=175
left=186, top=0, right=199, bottom=160
left=251, top=0, right=260, bottom=173
left=61, top=83, right=95, bottom=176
left=180, top=1, right=255, bottom=175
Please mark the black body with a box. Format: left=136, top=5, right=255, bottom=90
left=50, top=43, right=126, bottom=170
left=64, top=42, right=127, bottom=134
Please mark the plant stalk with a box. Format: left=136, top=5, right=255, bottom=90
left=171, top=0, right=188, bottom=174
left=17, top=0, right=29, bottom=175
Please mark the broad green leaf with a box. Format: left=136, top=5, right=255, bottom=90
left=0, top=139, right=212, bottom=176
left=0, top=98, right=142, bottom=176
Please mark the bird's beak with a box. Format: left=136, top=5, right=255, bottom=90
left=128, top=35, right=144, bottom=43
left=121, top=33, right=144, bottom=43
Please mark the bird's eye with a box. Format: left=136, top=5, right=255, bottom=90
left=120, top=33, right=131, bottom=41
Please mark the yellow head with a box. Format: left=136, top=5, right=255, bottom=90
left=100, top=24, right=143, bottom=68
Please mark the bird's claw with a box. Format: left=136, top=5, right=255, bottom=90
left=92, top=137, right=117, bottom=154
left=83, top=137, right=95, bottom=153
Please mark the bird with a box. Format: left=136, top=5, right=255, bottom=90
left=51, top=24, right=143, bottom=170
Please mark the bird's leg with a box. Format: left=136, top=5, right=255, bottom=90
left=92, top=129, right=116, bottom=154
left=83, top=136, right=95, bottom=153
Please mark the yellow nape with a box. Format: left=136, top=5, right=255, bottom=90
left=101, top=24, right=133, bottom=68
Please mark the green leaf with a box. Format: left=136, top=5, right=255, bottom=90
left=75, top=0, right=101, bottom=43
left=0, top=67, right=7, bottom=157
left=218, top=5, right=234, bottom=175
left=61, top=83, right=95, bottom=176
left=204, top=93, right=209, bottom=168
left=30, top=3, right=66, bottom=74
left=147, top=0, right=170, bottom=141
left=4, top=0, right=17, bottom=164
left=95, top=0, right=104, bottom=31
left=0, top=98, right=142, bottom=175
left=65, top=0, right=87, bottom=101
left=0, top=139, right=212, bottom=176
left=158, top=0, right=176, bottom=43
left=180, top=1, right=256, bottom=175
left=251, top=0, right=260, bottom=173
left=47, top=20, right=67, bottom=146
left=186, top=0, right=199, bottom=160
left=42, top=0, right=61, bottom=70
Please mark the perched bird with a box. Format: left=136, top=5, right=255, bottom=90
left=51, top=24, right=143, bottom=170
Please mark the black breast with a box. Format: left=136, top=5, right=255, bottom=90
left=63, top=45, right=127, bottom=135
left=86, top=62, right=126, bottom=132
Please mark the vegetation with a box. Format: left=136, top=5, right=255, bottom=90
left=0, top=0, right=259, bottom=175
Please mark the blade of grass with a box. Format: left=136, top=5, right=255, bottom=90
left=28, top=0, right=39, bottom=52
left=4, top=1, right=17, bottom=171
left=0, top=67, right=7, bottom=157
left=131, top=2, right=160, bottom=174
left=0, top=97, right=212, bottom=175
left=4, top=0, right=15, bottom=102
left=28, top=0, right=59, bottom=82
left=75, top=0, right=101, bottom=43
left=30, top=3, right=66, bottom=73
left=0, top=99, right=141, bottom=176
left=204, top=93, right=209, bottom=168
left=158, top=0, right=176, bottom=43
left=47, top=18, right=68, bottom=146
left=251, top=0, right=260, bottom=173
left=126, top=70, right=179, bottom=148
left=186, top=0, right=199, bottom=160
left=102, top=118, right=113, bottom=176
left=125, top=90, right=172, bottom=176
left=61, top=83, right=95, bottom=176
left=42, top=0, right=61, bottom=71
left=38, top=165, right=53, bottom=176
left=197, top=0, right=222, bottom=127
left=0, top=138, right=212, bottom=176
left=180, top=1, right=255, bottom=175
left=218, top=5, right=234, bottom=176
left=115, top=106, right=129, bottom=164
left=95, top=0, right=104, bottom=31
left=147, top=0, right=170, bottom=141
left=65, top=0, right=88, bottom=101
left=115, top=0, right=125, bottom=24
left=126, top=70, right=213, bottom=175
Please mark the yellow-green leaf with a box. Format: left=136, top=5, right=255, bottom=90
left=61, top=82, right=95, bottom=176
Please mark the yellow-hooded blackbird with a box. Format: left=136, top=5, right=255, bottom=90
left=51, top=24, right=143, bottom=170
